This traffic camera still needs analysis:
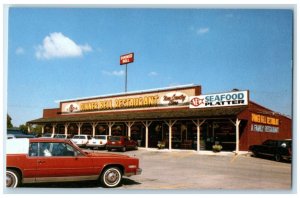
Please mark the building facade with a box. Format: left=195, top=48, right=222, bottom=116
left=27, top=84, right=292, bottom=152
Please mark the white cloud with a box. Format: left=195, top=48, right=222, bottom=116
left=15, top=47, right=25, bottom=55
left=35, top=32, right=92, bottom=59
left=102, top=70, right=125, bottom=76
left=80, top=44, right=92, bottom=52
left=197, top=27, right=210, bottom=35
left=148, top=71, right=158, bottom=76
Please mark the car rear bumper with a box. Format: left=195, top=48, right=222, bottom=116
left=282, top=155, right=292, bottom=161
left=106, top=145, right=123, bottom=149
left=136, top=168, right=142, bottom=175
left=86, top=144, right=106, bottom=148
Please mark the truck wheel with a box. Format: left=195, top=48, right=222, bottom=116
left=275, top=154, right=282, bottom=162
left=252, top=151, right=258, bottom=157
left=100, top=167, right=122, bottom=188
left=251, top=150, right=261, bottom=158
left=6, top=169, right=20, bottom=188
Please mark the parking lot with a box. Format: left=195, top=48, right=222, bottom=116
left=19, top=148, right=292, bottom=192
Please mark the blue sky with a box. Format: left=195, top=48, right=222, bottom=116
left=7, top=8, right=293, bottom=126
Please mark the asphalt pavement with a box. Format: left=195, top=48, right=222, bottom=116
left=120, top=148, right=292, bottom=191
left=15, top=148, right=292, bottom=193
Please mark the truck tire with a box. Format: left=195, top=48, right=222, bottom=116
left=275, top=153, right=282, bottom=162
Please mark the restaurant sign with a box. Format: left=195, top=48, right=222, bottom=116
left=251, top=124, right=279, bottom=133
left=120, top=52, right=134, bottom=65
left=250, top=113, right=279, bottom=133
left=251, top=113, right=279, bottom=126
left=62, top=89, right=194, bottom=114
left=189, top=90, right=248, bottom=108
left=160, top=92, right=189, bottom=105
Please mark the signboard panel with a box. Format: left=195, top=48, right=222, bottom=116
left=189, top=90, right=248, bottom=108
left=120, top=53, right=134, bottom=65
left=251, top=124, right=279, bottom=133
left=251, top=113, right=279, bottom=126
left=61, top=88, right=195, bottom=114
left=250, top=113, right=279, bottom=133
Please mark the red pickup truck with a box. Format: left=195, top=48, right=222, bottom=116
left=6, top=138, right=142, bottom=188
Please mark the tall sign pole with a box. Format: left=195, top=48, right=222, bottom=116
left=120, top=52, right=134, bottom=93
left=125, top=63, right=128, bottom=92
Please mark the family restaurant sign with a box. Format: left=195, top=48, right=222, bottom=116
left=250, top=113, right=279, bottom=133
left=251, top=124, right=279, bottom=133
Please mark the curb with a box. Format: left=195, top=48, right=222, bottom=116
left=138, top=147, right=252, bottom=156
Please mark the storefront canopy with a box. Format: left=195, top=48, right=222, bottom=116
left=27, top=106, right=247, bottom=125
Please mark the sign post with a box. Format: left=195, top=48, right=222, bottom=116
left=125, top=63, right=128, bottom=92
left=120, top=52, right=134, bottom=92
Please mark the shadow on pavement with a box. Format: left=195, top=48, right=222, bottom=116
left=122, top=178, right=141, bottom=186
left=21, top=180, right=99, bottom=188
left=20, top=178, right=141, bottom=188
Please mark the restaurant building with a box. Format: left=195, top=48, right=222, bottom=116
left=27, top=84, right=292, bottom=152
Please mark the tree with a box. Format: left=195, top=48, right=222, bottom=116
left=20, top=124, right=43, bottom=136
left=7, top=114, right=13, bottom=128
left=31, top=125, right=43, bottom=134
left=19, top=124, right=28, bottom=133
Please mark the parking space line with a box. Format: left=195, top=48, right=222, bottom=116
left=230, top=154, right=239, bottom=163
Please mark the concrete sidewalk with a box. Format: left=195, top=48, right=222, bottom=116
left=138, top=147, right=251, bottom=156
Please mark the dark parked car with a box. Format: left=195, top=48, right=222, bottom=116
left=106, top=136, right=138, bottom=152
left=53, top=134, right=71, bottom=139
left=249, top=139, right=292, bottom=162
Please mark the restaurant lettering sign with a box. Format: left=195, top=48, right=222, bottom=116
left=62, top=89, right=195, bottom=114
left=251, top=124, right=279, bottom=133
left=160, top=92, right=189, bottom=105
left=120, top=53, right=134, bottom=65
left=250, top=113, right=280, bottom=133
left=251, top=113, right=279, bottom=126
left=189, top=90, right=248, bottom=108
